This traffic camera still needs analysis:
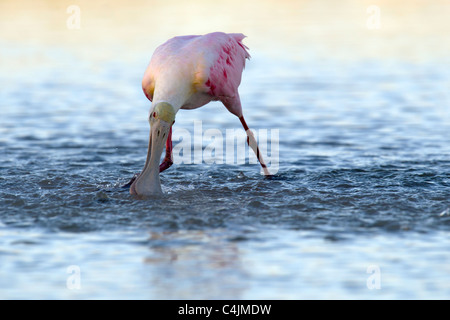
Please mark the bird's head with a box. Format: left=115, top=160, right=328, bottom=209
left=130, top=102, right=175, bottom=196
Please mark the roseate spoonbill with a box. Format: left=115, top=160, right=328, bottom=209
left=129, top=32, right=270, bottom=196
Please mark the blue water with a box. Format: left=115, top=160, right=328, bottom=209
left=1, top=1, right=449, bottom=299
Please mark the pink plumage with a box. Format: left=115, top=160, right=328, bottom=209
left=203, top=33, right=250, bottom=117
left=130, top=32, right=269, bottom=196
left=142, top=32, right=250, bottom=117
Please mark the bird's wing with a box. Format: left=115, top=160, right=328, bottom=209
left=142, top=32, right=250, bottom=116
left=198, top=32, right=250, bottom=99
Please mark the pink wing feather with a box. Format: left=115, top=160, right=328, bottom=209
left=202, top=33, right=250, bottom=117
left=142, top=32, right=250, bottom=117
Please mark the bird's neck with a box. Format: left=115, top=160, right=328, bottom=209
left=152, top=73, right=193, bottom=113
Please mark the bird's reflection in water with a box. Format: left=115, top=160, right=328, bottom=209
left=143, top=230, right=247, bottom=299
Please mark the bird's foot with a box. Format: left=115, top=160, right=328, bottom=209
left=121, top=172, right=140, bottom=188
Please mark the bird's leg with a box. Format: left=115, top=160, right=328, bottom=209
left=159, top=125, right=173, bottom=173
left=121, top=172, right=140, bottom=188
left=239, top=116, right=271, bottom=176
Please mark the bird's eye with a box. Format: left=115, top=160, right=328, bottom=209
left=152, top=112, right=157, bottom=118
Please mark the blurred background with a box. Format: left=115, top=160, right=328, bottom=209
left=1, top=0, right=449, bottom=133
left=2, top=0, right=449, bottom=85
left=1, top=0, right=450, bottom=60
